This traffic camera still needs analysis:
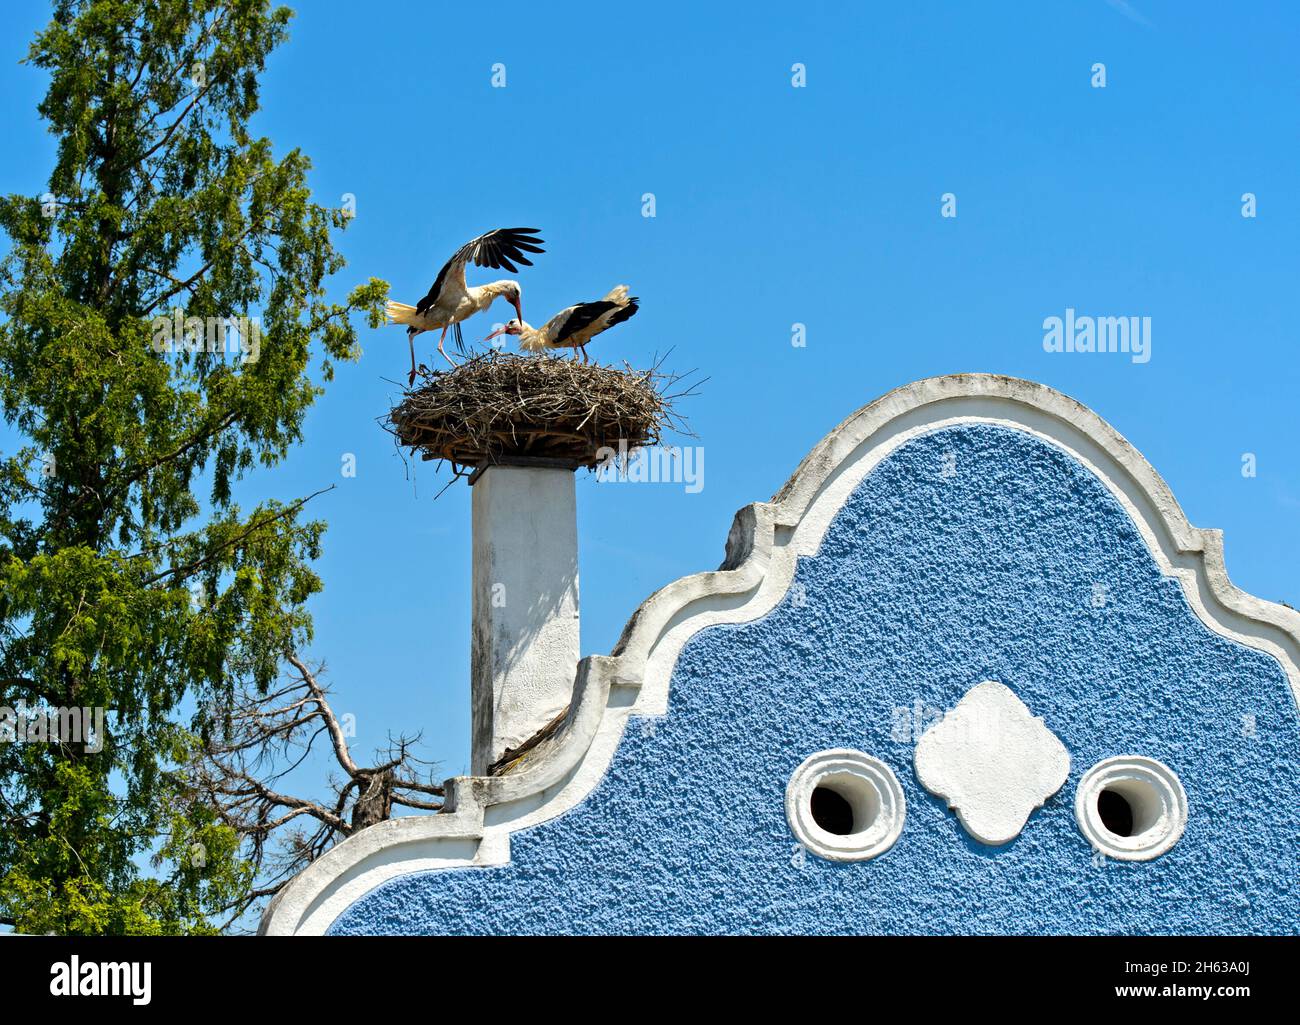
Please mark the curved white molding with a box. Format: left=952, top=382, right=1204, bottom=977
left=260, top=373, right=1300, bottom=935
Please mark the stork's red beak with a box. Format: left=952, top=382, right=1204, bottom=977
left=483, top=326, right=507, bottom=343
left=511, top=296, right=523, bottom=323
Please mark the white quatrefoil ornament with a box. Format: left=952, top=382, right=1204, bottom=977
left=914, top=680, right=1070, bottom=845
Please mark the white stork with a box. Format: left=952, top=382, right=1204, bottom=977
left=484, top=285, right=639, bottom=364
left=386, top=227, right=545, bottom=383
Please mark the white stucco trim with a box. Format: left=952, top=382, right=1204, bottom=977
left=260, top=373, right=1300, bottom=935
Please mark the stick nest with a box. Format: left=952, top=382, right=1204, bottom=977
left=386, top=351, right=696, bottom=474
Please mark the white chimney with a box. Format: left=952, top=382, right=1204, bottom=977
left=470, top=462, right=580, bottom=775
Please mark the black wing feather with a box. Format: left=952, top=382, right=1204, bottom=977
left=552, top=297, right=640, bottom=345
left=553, top=301, right=617, bottom=345
left=416, top=227, right=545, bottom=315
left=604, top=298, right=639, bottom=329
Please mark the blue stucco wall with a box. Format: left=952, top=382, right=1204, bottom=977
left=332, top=424, right=1300, bottom=935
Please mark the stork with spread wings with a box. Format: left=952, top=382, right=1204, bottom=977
left=386, top=227, right=545, bottom=383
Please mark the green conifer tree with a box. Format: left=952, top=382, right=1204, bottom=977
left=0, top=0, right=386, bottom=933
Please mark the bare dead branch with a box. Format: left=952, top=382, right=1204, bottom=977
left=190, top=652, right=445, bottom=928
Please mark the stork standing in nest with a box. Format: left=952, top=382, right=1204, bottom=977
left=386, top=227, right=545, bottom=383
left=484, top=285, right=639, bottom=364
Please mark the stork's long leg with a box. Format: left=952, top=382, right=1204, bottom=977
left=437, top=325, right=458, bottom=368
left=408, top=332, right=417, bottom=387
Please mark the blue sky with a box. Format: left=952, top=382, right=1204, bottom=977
left=2, top=0, right=1298, bottom=787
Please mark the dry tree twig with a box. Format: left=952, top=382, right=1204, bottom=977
left=192, top=654, right=444, bottom=929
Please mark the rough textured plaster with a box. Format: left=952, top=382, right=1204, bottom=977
left=329, top=424, right=1300, bottom=935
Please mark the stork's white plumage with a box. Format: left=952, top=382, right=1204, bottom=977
left=386, top=227, right=545, bottom=383
left=484, top=285, right=639, bottom=364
